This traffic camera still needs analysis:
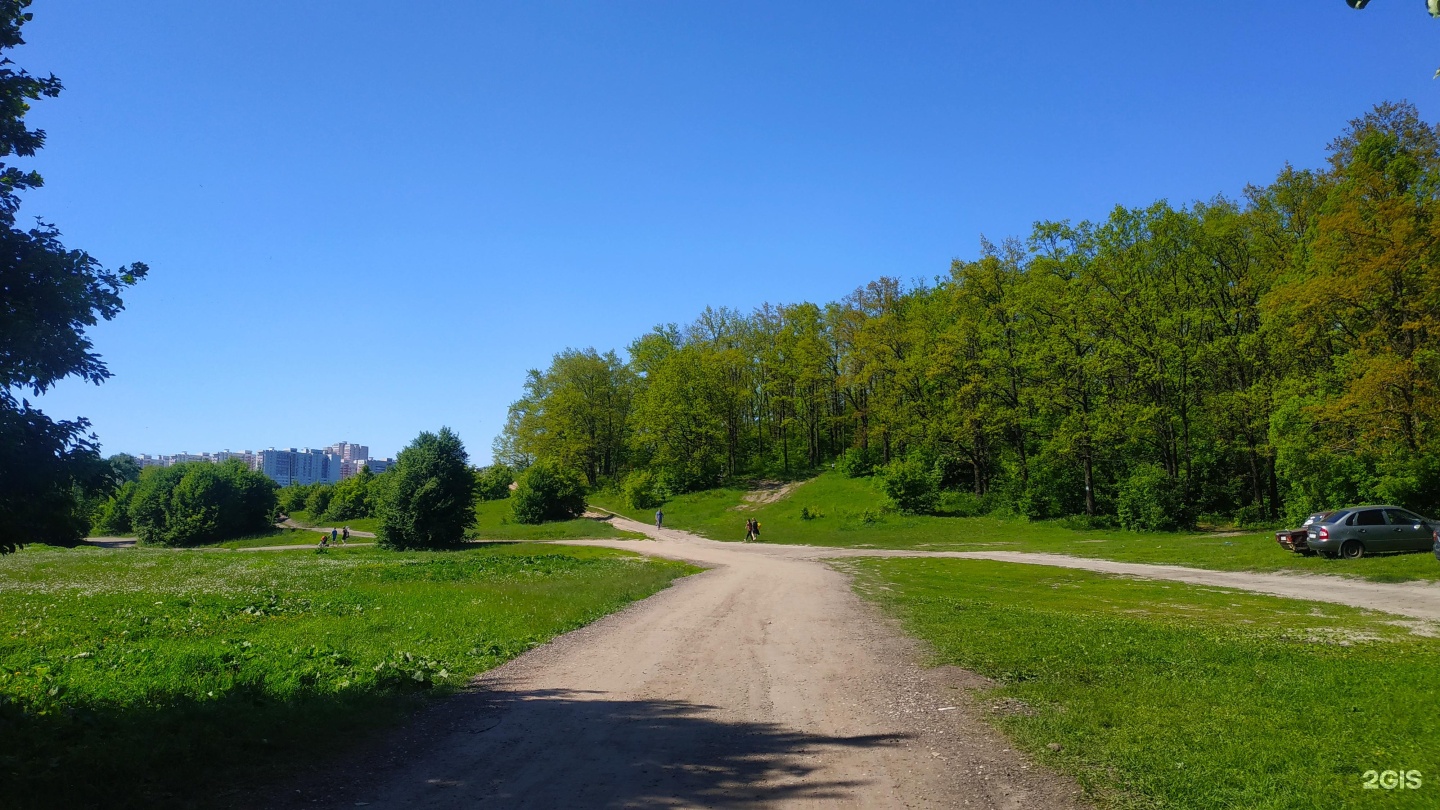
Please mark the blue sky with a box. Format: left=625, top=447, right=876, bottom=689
left=22, top=1, right=1439, bottom=462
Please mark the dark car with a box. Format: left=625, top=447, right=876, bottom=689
left=1276, top=512, right=1331, bottom=555
left=1433, top=525, right=1440, bottom=563
left=1306, top=505, right=1437, bottom=560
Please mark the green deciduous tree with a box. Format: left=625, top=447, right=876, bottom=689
left=376, top=427, right=476, bottom=549
left=0, top=1, right=147, bottom=554
left=495, top=101, right=1440, bottom=529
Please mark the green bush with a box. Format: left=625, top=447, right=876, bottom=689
left=836, top=446, right=881, bottom=478
left=880, top=454, right=940, bottom=515
left=799, top=505, right=823, bottom=520
left=90, top=480, right=137, bottom=535
left=622, top=469, right=669, bottom=510
left=1117, top=464, right=1185, bottom=531
left=933, top=454, right=968, bottom=490
left=277, top=482, right=311, bottom=515
left=512, top=461, right=588, bottom=524
left=323, top=466, right=375, bottom=521
left=938, top=490, right=994, bottom=518
left=128, top=461, right=278, bottom=546
left=474, top=464, right=515, bottom=501
left=304, top=484, right=333, bottom=518
left=1233, top=503, right=1277, bottom=530
left=376, top=428, right=477, bottom=550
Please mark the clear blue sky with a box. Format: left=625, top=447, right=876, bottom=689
left=22, top=1, right=1439, bottom=463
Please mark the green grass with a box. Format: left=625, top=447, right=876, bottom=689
left=468, top=498, right=646, bottom=541
left=848, top=557, right=1439, bottom=809
left=591, top=472, right=1440, bottom=582
left=285, top=510, right=380, bottom=534
left=0, top=542, right=698, bottom=808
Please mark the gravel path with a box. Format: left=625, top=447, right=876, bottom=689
left=280, top=518, right=1089, bottom=809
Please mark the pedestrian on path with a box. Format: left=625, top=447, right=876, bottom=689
left=655, top=508, right=664, bottom=529
left=744, top=518, right=755, bottom=542
left=752, top=520, right=761, bottom=541
left=341, top=526, right=350, bottom=545
left=330, top=528, right=338, bottom=546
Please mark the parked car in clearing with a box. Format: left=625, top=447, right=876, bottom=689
left=1305, top=506, right=1437, bottom=559
left=1275, top=511, right=1332, bottom=555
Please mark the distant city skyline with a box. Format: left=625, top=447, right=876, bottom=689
left=133, top=440, right=396, bottom=487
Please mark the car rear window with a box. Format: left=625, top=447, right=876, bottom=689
left=1326, top=511, right=1349, bottom=525
left=1355, top=509, right=1386, bottom=526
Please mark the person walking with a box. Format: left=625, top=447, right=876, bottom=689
left=330, top=528, right=338, bottom=546
left=752, top=520, right=761, bottom=542
left=655, top=508, right=664, bottom=529
left=745, top=518, right=755, bottom=542
left=341, top=526, right=350, bottom=545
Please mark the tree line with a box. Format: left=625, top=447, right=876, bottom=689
left=498, top=102, right=1440, bottom=529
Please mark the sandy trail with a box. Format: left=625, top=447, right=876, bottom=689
left=284, top=518, right=1087, bottom=809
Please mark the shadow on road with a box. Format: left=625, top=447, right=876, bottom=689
left=281, top=685, right=911, bottom=808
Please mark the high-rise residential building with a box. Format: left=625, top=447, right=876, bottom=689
left=324, top=442, right=369, bottom=462
left=257, top=448, right=344, bottom=487
left=138, top=442, right=373, bottom=484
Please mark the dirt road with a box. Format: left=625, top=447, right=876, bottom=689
left=285, top=519, right=1088, bottom=809
left=281, top=518, right=1440, bottom=808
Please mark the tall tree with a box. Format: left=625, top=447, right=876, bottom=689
left=376, top=427, right=477, bottom=549
left=0, top=1, right=147, bottom=554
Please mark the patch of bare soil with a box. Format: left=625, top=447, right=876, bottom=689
left=734, top=479, right=809, bottom=511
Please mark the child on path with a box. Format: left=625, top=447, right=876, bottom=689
left=330, top=528, right=338, bottom=546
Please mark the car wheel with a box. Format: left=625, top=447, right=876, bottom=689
left=1340, top=539, right=1365, bottom=560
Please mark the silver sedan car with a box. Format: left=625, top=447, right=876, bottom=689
left=1306, top=505, right=1437, bottom=559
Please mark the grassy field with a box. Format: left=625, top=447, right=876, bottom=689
left=0, top=542, right=697, bottom=808
left=468, top=498, right=646, bottom=542
left=591, top=472, right=1440, bottom=582
left=289, top=501, right=644, bottom=543
left=847, top=557, right=1439, bottom=809
left=284, top=510, right=380, bottom=534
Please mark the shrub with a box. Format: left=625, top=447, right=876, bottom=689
left=129, top=461, right=278, bottom=546
left=91, top=481, right=137, bottom=535
left=376, top=427, right=477, bottom=549
left=799, top=505, right=823, bottom=520
left=1233, top=503, right=1274, bottom=530
left=938, top=490, right=994, bottom=518
left=474, top=463, right=515, bottom=501
left=881, top=454, right=941, bottom=515
left=1117, top=464, right=1185, bottom=531
left=622, top=469, right=669, bottom=510
left=512, top=460, right=588, bottom=524
left=836, top=446, right=881, bottom=478
left=324, top=465, right=375, bottom=521
left=304, top=484, right=333, bottom=519
left=277, top=483, right=311, bottom=515
left=934, top=454, right=968, bottom=490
